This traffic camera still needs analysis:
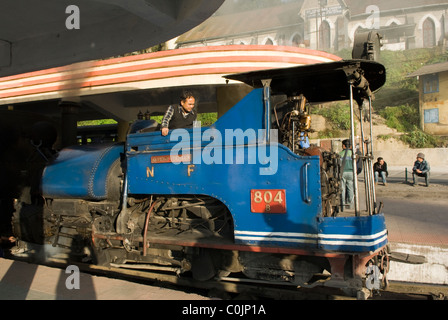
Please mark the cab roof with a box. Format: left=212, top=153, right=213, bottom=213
left=225, top=60, right=386, bottom=103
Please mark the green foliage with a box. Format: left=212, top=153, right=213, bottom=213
left=379, top=104, right=419, bottom=133
left=380, top=47, right=444, bottom=85
left=400, top=127, right=443, bottom=148
left=336, top=47, right=448, bottom=110
left=198, top=113, right=218, bottom=126
left=333, top=47, right=448, bottom=148
left=375, top=48, right=448, bottom=148
left=314, top=128, right=345, bottom=139
left=312, top=103, right=351, bottom=131
left=377, top=134, right=392, bottom=141
left=78, top=119, right=117, bottom=126
left=378, top=105, right=445, bottom=148
left=151, top=115, right=163, bottom=124
left=151, top=113, right=218, bottom=127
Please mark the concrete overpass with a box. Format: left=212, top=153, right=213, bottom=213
left=0, top=0, right=225, bottom=77
left=0, top=45, right=341, bottom=145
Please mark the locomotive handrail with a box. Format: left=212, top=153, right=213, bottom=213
left=304, top=162, right=311, bottom=204
left=349, top=84, right=360, bottom=217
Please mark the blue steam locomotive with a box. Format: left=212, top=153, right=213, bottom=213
left=13, top=47, right=389, bottom=297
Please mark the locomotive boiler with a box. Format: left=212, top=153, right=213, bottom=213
left=12, top=53, right=390, bottom=298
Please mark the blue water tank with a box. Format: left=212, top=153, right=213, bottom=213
left=42, top=143, right=123, bottom=200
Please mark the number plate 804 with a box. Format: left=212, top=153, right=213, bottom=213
left=250, top=190, right=286, bottom=214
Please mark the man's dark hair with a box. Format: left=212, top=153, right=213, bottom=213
left=342, top=139, right=351, bottom=148
left=180, top=91, right=195, bottom=102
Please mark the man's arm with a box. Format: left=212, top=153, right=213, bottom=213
left=161, top=105, right=175, bottom=136
left=421, top=161, right=430, bottom=173
left=373, top=162, right=378, bottom=172
left=412, top=161, right=418, bottom=172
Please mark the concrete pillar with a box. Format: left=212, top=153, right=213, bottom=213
left=117, top=120, right=130, bottom=142
left=59, top=99, right=80, bottom=148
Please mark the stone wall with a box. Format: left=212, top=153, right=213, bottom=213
left=373, top=147, right=448, bottom=169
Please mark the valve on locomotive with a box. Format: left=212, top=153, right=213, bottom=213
left=275, top=94, right=312, bottom=155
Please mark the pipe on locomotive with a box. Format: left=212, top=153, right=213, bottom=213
left=358, top=98, right=376, bottom=216
left=368, top=96, right=378, bottom=213
left=262, top=79, right=272, bottom=143
left=348, top=84, right=360, bottom=216
left=143, top=199, right=160, bottom=257
left=117, top=171, right=129, bottom=235
left=347, top=69, right=379, bottom=217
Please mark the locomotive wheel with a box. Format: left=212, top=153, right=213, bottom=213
left=190, top=249, right=243, bottom=282
left=191, top=249, right=217, bottom=281
left=239, top=252, right=326, bottom=286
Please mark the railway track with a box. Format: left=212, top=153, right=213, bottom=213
left=82, top=263, right=448, bottom=300
left=7, top=252, right=447, bottom=300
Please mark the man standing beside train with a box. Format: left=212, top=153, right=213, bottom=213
left=161, top=91, right=197, bottom=136
left=339, top=139, right=355, bottom=209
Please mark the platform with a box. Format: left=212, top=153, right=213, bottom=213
left=376, top=167, right=448, bottom=246
left=373, top=168, right=448, bottom=285
left=0, top=257, right=210, bottom=300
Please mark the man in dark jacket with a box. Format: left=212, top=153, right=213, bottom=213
left=161, top=91, right=197, bottom=136
left=373, top=157, right=388, bottom=186
left=412, top=152, right=430, bottom=187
